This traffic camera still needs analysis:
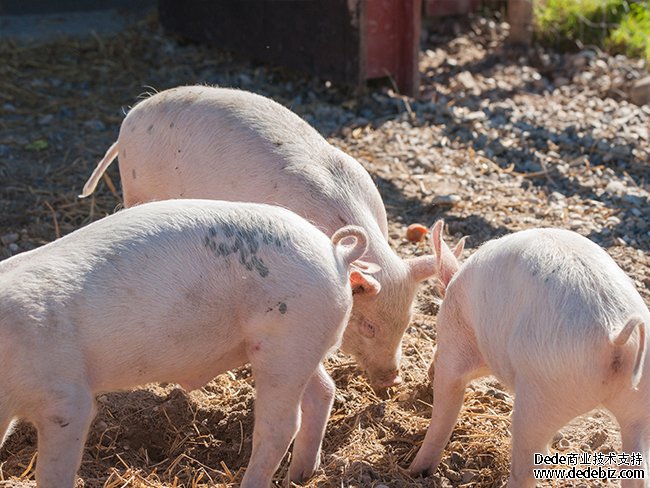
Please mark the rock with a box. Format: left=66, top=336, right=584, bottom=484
left=456, top=71, right=477, bottom=91
left=38, top=114, right=54, bottom=125
left=553, top=76, right=569, bottom=87
left=2, top=233, right=19, bottom=244
left=432, top=194, right=461, bottom=208
left=630, top=76, right=650, bottom=106
left=461, top=469, right=478, bottom=483
left=446, top=469, right=461, bottom=482
left=83, top=119, right=106, bottom=132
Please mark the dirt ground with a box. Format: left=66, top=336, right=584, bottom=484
left=0, top=8, right=649, bottom=488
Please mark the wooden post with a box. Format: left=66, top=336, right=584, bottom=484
left=508, top=0, right=534, bottom=45
left=365, top=0, right=421, bottom=96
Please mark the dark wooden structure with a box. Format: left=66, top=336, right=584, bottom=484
left=424, top=0, right=481, bottom=17
left=159, top=0, right=421, bottom=96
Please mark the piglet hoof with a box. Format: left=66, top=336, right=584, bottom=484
left=287, top=460, right=319, bottom=486
left=408, top=456, right=434, bottom=478
left=285, top=471, right=307, bottom=487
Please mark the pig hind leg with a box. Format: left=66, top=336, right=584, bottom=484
left=241, top=326, right=337, bottom=487
left=32, top=383, right=96, bottom=488
left=508, top=382, right=595, bottom=488
left=409, top=342, right=486, bottom=476
left=288, top=363, right=336, bottom=483
left=605, top=395, right=650, bottom=487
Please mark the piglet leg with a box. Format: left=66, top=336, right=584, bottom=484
left=605, top=394, right=650, bottom=488
left=288, top=363, right=336, bottom=483
left=508, top=382, right=581, bottom=488
left=409, top=355, right=467, bottom=476
left=33, top=383, right=95, bottom=488
left=241, top=332, right=332, bottom=488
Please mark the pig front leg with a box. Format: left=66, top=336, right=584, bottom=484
left=288, top=363, right=336, bottom=483
left=33, top=383, right=96, bottom=488
left=409, top=357, right=468, bottom=476
left=409, top=340, right=485, bottom=477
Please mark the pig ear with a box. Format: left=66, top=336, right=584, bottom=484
left=453, top=236, right=467, bottom=258
left=351, top=260, right=381, bottom=274
left=429, top=219, right=460, bottom=290
left=350, top=270, right=381, bottom=296
left=431, top=219, right=445, bottom=259
left=406, top=255, right=437, bottom=282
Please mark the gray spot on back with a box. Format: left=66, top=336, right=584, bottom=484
left=203, top=220, right=288, bottom=278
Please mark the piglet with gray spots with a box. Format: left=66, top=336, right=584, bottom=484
left=79, top=86, right=440, bottom=389
left=410, top=221, right=649, bottom=487
left=0, top=199, right=379, bottom=488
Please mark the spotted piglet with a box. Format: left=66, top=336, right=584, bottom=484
left=409, top=220, right=649, bottom=487
left=79, top=86, right=441, bottom=389
left=0, top=199, right=380, bottom=488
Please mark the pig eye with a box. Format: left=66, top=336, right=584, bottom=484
left=359, top=320, right=376, bottom=339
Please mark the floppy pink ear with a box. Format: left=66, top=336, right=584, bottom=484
left=350, top=270, right=381, bottom=296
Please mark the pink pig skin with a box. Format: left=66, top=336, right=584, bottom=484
left=410, top=221, right=649, bottom=487
left=80, top=85, right=439, bottom=388
left=0, top=199, right=379, bottom=488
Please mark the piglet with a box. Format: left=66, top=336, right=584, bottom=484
left=410, top=221, right=648, bottom=487
left=0, top=199, right=380, bottom=488
left=79, top=86, right=440, bottom=388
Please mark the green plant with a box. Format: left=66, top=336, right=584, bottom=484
left=609, top=2, right=650, bottom=60
left=534, top=0, right=650, bottom=62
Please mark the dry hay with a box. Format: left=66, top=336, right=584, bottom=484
left=1, top=8, right=648, bottom=488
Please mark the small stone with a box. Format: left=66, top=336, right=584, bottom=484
left=8, top=243, right=19, bottom=252
left=554, top=77, right=569, bottom=87
left=461, top=469, right=478, bottom=483
left=630, top=75, right=650, bottom=106
left=446, top=469, right=461, bottom=482
left=432, top=194, right=461, bottom=208
left=38, top=114, right=54, bottom=125
left=450, top=451, right=463, bottom=466
left=83, top=119, right=106, bottom=132
left=606, top=216, right=621, bottom=226
left=2, top=233, right=19, bottom=244
left=456, top=71, right=477, bottom=90
left=588, top=431, right=608, bottom=450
